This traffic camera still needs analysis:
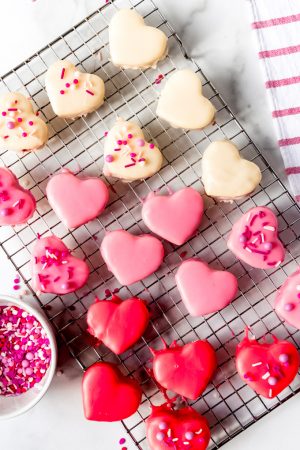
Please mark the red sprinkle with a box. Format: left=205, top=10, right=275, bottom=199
left=0, top=305, right=51, bottom=396
left=86, top=90, right=94, bottom=96
left=8, top=108, right=17, bottom=112
left=61, top=68, right=65, bottom=79
left=73, top=79, right=79, bottom=84
left=60, top=90, right=65, bottom=95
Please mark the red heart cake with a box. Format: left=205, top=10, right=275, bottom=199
left=82, top=362, right=142, bottom=421
left=146, top=403, right=210, bottom=450
left=227, top=206, right=285, bottom=269
left=152, top=341, right=217, bottom=400
left=0, top=167, right=36, bottom=225
left=87, top=295, right=150, bottom=354
left=236, top=330, right=299, bottom=398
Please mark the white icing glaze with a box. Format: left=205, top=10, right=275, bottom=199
left=109, top=9, right=168, bottom=69
left=45, top=60, right=105, bottom=118
left=0, top=92, right=48, bottom=152
left=156, top=69, right=215, bottom=130
left=103, top=118, right=163, bottom=182
left=202, top=140, right=262, bottom=200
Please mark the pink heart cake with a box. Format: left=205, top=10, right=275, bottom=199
left=46, top=169, right=109, bottom=228
left=175, top=259, right=238, bottom=316
left=142, top=188, right=204, bottom=245
left=100, top=229, right=164, bottom=285
left=0, top=167, right=36, bottom=225
left=227, top=206, right=285, bottom=269
left=275, top=268, right=300, bottom=329
left=31, top=235, right=89, bottom=294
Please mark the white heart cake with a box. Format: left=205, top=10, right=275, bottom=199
left=157, top=69, right=215, bottom=130
left=45, top=60, right=105, bottom=118
left=0, top=92, right=48, bottom=152
left=109, top=9, right=168, bottom=69
left=103, top=118, right=163, bottom=182
left=202, top=140, right=262, bottom=201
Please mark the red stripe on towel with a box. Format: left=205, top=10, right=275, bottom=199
left=285, top=166, right=300, bottom=175
left=266, top=76, right=300, bottom=88
left=259, top=44, right=300, bottom=58
left=253, top=13, right=300, bottom=29
left=278, top=137, right=300, bottom=147
left=272, top=106, right=300, bottom=117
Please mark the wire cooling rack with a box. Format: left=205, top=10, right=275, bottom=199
left=0, top=0, right=300, bottom=448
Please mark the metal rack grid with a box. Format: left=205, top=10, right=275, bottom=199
left=0, top=0, right=300, bottom=448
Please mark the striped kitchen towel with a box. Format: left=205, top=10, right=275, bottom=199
left=249, top=0, right=300, bottom=202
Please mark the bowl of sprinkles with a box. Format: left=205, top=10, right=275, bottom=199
left=0, top=295, right=57, bottom=419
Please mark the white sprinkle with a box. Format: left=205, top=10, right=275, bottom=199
left=12, top=200, right=20, bottom=207
left=195, top=429, right=203, bottom=434
left=61, top=260, right=68, bottom=264
left=245, top=247, right=252, bottom=253
left=269, top=389, right=273, bottom=398
left=275, top=261, right=281, bottom=268
left=252, top=362, right=262, bottom=367
left=167, top=429, right=171, bottom=437
left=297, top=285, right=300, bottom=291
left=183, top=443, right=190, bottom=446
left=252, top=237, right=258, bottom=244
left=260, top=233, right=265, bottom=243
left=263, top=225, right=275, bottom=231
left=172, top=438, right=178, bottom=442
left=261, top=372, right=270, bottom=380
left=41, top=262, right=47, bottom=270
left=247, top=213, right=252, bottom=222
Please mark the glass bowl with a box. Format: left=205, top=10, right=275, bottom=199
left=0, top=295, right=57, bottom=419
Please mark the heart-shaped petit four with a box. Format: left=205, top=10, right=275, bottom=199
left=87, top=295, right=150, bottom=354
left=175, top=259, right=238, bottom=316
left=275, top=268, right=300, bottom=329
left=0, top=167, right=36, bottom=225
left=146, top=403, right=211, bottom=450
left=236, top=330, right=299, bottom=398
left=202, top=140, right=262, bottom=201
left=45, top=60, right=105, bottom=118
left=0, top=92, right=48, bottom=152
left=46, top=169, right=109, bottom=228
left=103, top=118, right=163, bottom=182
left=227, top=206, right=285, bottom=269
left=156, top=70, right=215, bottom=130
left=82, top=362, right=142, bottom=421
left=152, top=340, right=217, bottom=400
left=100, top=229, right=164, bottom=285
left=142, top=188, right=204, bottom=245
left=109, top=9, right=168, bottom=69
left=31, top=235, right=89, bottom=294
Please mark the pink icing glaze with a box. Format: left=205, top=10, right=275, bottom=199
left=100, top=229, right=164, bottom=285
left=227, top=206, right=285, bottom=269
left=46, top=169, right=109, bottom=228
left=0, top=167, right=36, bottom=225
left=275, top=268, right=300, bottom=329
left=175, top=259, right=238, bottom=316
left=31, top=235, right=89, bottom=294
left=142, top=188, right=204, bottom=245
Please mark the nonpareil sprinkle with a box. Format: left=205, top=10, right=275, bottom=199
left=0, top=305, right=51, bottom=396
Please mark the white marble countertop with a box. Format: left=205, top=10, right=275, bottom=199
left=0, top=1, right=298, bottom=449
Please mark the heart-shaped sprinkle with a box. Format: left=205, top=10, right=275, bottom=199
left=31, top=235, right=89, bottom=294
left=109, top=9, right=168, bottom=69
left=45, top=60, right=105, bottom=118
left=87, top=295, right=150, bottom=354
left=146, top=403, right=210, bottom=450
left=46, top=169, right=109, bottom=228
left=157, top=69, right=215, bottom=130
left=227, top=206, right=285, bottom=269
left=152, top=340, right=217, bottom=400
left=0, top=92, right=48, bottom=152
left=175, top=259, right=238, bottom=316
left=142, top=188, right=204, bottom=245
left=82, top=362, right=142, bottom=422
left=100, top=229, right=164, bottom=285
left=202, top=140, right=262, bottom=200
left=275, top=268, right=300, bottom=329
left=236, top=330, right=299, bottom=398
left=0, top=167, right=36, bottom=225
left=103, top=118, right=163, bottom=181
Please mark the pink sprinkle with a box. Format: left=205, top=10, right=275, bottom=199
left=60, top=90, right=65, bottom=95
left=105, top=155, right=114, bottom=163
left=4, top=135, right=9, bottom=139
left=65, top=83, right=70, bottom=88
left=124, top=163, right=136, bottom=168
left=119, top=438, right=126, bottom=445
left=149, top=143, right=155, bottom=149
left=130, top=152, right=136, bottom=157
left=123, top=140, right=127, bottom=145
left=114, top=148, right=121, bottom=152
left=249, top=214, right=258, bottom=226
left=86, top=90, right=94, bottom=96
left=105, top=289, right=111, bottom=297
left=117, top=140, right=123, bottom=145
left=138, top=158, right=146, bottom=162
left=136, top=139, right=145, bottom=147
left=113, top=288, right=119, bottom=294
left=28, top=121, right=34, bottom=126
left=127, top=134, right=133, bottom=139
left=13, top=278, right=20, bottom=284
left=2, top=112, right=6, bottom=116
left=104, top=131, right=108, bottom=137
left=13, top=285, right=20, bottom=291
left=17, top=118, right=22, bottom=123
left=8, top=108, right=17, bottom=112
left=61, top=68, right=65, bottom=79
left=73, top=79, right=79, bottom=84
left=22, top=132, right=27, bottom=138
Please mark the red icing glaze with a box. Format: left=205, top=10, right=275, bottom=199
left=0, top=167, right=36, bottom=225
left=82, top=362, right=142, bottom=422
left=236, top=330, right=299, bottom=398
left=146, top=403, right=210, bottom=450
left=152, top=341, right=217, bottom=400
left=87, top=295, right=150, bottom=354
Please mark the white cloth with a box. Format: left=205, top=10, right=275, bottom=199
left=249, top=0, right=300, bottom=202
